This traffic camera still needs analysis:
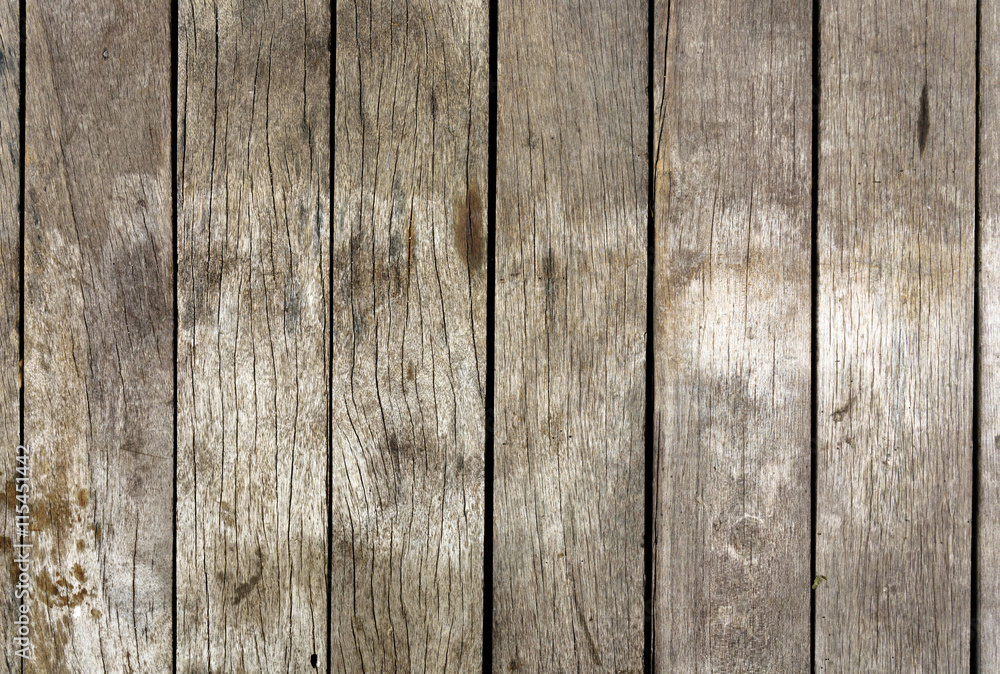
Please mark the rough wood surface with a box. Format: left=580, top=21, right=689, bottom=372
left=22, top=0, right=173, bottom=670
left=815, top=1, right=975, bottom=670
left=980, top=1, right=1000, bottom=667
left=0, top=3, right=18, bottom=672
left=330, top=0, right=488, bottom=669
left=492, top=0, right=647, bottom=670
left=652, top=0, right=813, bottom=670
left=175, top=0, right=330, bottom=670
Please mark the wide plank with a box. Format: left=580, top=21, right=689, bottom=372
left=22, top=0, right=173, bottom=669
left=0, top=3, right=18, bottom=672
left=330, top=0, right=488, bottom=669
left=175, top=0, right=331, bottom=669
left=652, top=0, right=813, bottom=670
left=493, top=0, right=647, bottom=670
left=815, top=0, right=975, bottom=669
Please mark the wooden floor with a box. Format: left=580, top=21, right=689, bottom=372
left=0, top=0, right=995, bottom=671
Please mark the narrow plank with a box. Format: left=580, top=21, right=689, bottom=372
left=330, top=0, right=488, bottom=669
left=0, top=2, right=18, bottom=671
left=22, top=0, right=173, bottom=669
left=815, top=1, right=975, bottom=669
left=176, top=0, right=330, bottom=670
left=980, top=0, right=1000, bottom=667
left=652, top=0, right=813, bottom=670
left=493, top=0, right=647, bottom=670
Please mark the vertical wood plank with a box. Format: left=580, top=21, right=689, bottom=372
left=815, top=1, right=975, bottom=669
left=22, top=0, right=173, bottom=670
left=652, top=0, right=813, bottom=670
left=980, top=0, right=1000, bottom=667
left=0, top=2, right=18, bottom=671
left=493, top=0, right=647, bottom=670
left=330, top=0, right=488, bottom=669
left=176, top=0, right=330, bottom=670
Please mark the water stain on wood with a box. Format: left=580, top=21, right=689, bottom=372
left=233, top=569, right=262, bottom=605
left=918, top=82, right=929, bottom=154
left=454, top=180, right=484, bottom=271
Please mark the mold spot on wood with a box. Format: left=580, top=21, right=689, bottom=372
left=72, top=563, right=86, bottom=583
left=454, top=180, right=484, bottom=271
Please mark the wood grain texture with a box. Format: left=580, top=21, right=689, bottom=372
left=175, top=0, right=330, bottom=670
left=493, top=0, right=646, bottom=670
left=330, top=0, right=487, bottom=669
left=652, top=0, right=813, bottom=670
left=0, top=3, right=18, bottom=672
left=980, top=0, right=1000, bottom=667
left=815, top=0, right=974, bottom=670
left=22, top=0, right=173, bottom=670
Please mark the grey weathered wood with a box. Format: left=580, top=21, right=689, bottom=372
left=0, top=3, right=18, bottom=672
left=175, top=0, right=330, bottom=670
left=652, top=0, right=813, bottom=670
left=22, top=0, right=173, bottom=670
left=330, top=0, right=487, bottom=669
left=493, top=0, right=646, bottom=670
left=980, top=1, right=1000, bottom=667
left=815, top=1, right=974, bottom=670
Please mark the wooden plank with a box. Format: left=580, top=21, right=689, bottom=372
left=980, top=0, right=1000, bottom=667
left=330, top=0, right=487, bottom=669
left=0, top=2, right=18, bottom=671
left=492, top=0, right=646, bottom=670
left=21, top=0, right=173, bottom=670
left=175, top=0, right=330, bottom=670
left=652, top=0, right=813, bottom=670
left=815, top=1, right=975, bottom=670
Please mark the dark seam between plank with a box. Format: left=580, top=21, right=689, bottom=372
left=170, top=0, right=179, bottom=669
left=483, top=0, right=497, bottom=669
left=972, top=0, right=982, bottom=668
left=17, top=0, right=25, bottom=667
left=643, top=0, right=655, bottom=669
left=328, top=2, right=336, bottom=672
left=809, top=0, right=821, bottom=671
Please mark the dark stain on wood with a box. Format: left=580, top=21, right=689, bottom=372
left=454, top=180, right=484, bottom=271
left=832, top=395, right=854, bottom=422
left=77, top=488, right=88, bottom=508
left=233, top=569, right=262, bottom=605
left=918, top=82, right=929, bottom=154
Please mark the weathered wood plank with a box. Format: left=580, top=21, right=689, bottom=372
left=980, top=0, right=1000, bottom=667
left=0, top=2, right=18, bottom=672
left=652, top=0, right=813, bottom=670
left=493, top=0, right=646, bottom=670
left=815, top=1, right=975, bottom=669
left=330, top=0, right=487, bottom=669
left=175, top=0, right=330, bottom=670
left=22, top=0, right=173, bottom=670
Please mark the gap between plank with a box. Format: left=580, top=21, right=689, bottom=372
left=483, top=0, right=497, bottom=669
left=972, top=0, right=982, bottom=668
left=170, top=0, right=179, bottom=669
left=327, top=1, right=336, bottom=672
left=17, top=0, right=25, bottom=669
left=809, top=0, right=821, bottom=670
left=642, top=0, right=656, bottom=669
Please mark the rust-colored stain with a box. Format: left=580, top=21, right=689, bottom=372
left=407, top=363, right=415, bottom=381
left=454, top=180, right=484, bottom=271
left=77, top=488, right=88, bottom=508
left=32, top=498, right=73, bottom=532
left=38, top=568, right=89, bottom=608
left=91, top=608, right=102, bottom=620
left=77, top=539, right=86, bottom=552
left=72, top=563, right=86, bottom=583
left=3, top=480, right=16, bottom=509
